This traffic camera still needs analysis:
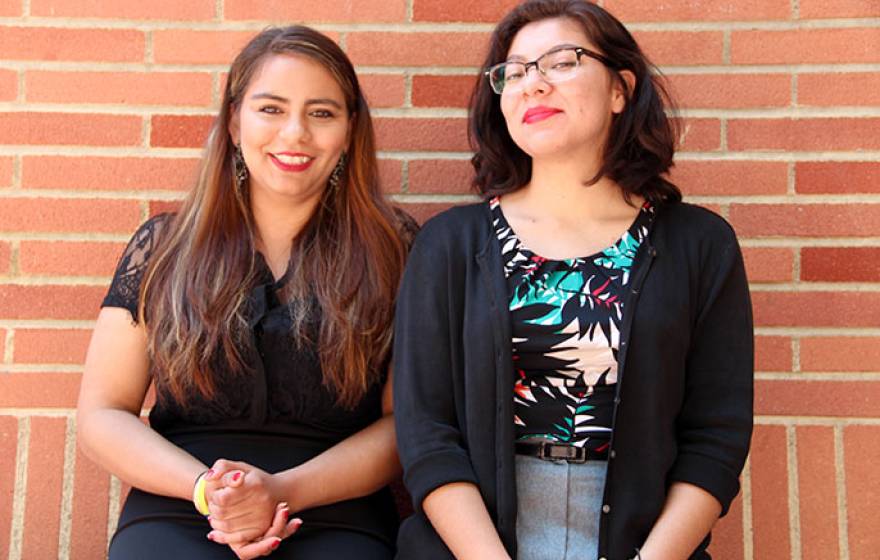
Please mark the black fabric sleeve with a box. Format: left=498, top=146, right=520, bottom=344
left=668, top=229, right=754, bottom=516
left=392, top=220, right=479, bottom=513
left=101, top=213, right=171, bottom=323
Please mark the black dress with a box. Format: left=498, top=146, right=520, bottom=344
left=103, top=214, right=400, bottom=559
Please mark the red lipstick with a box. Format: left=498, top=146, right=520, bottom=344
left=269, top=152, right=314, bottom=172
left=522, top=106, right=563, bottom=124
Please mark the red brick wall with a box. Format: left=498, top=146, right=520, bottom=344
left=0, top=1, right=878, bottom=558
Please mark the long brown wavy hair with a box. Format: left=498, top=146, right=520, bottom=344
left=139, top=26, right=409, bottom=409
left=469, top=0, right=681, bottom=205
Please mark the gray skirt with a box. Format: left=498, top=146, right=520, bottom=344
left=515, top=455, right=608, bottom=560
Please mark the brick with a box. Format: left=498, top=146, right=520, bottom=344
left=0, top=373, right=82, bottom=407
left=378, top=158, right=403, bottom=193
left=396, top=202, right=458, bottom=225
left=667, top=74, right=791, bottom=109
left=32, top=0, right=214, bottom=19
left=0, top=286, right=106, bottom=320
left=632, top=31, right=724, bottom=66
left=0, top=112, right=142, bottom=147
left=755, top=380, right=880, bottom=416
left=673, top=160, right=788, bottom=196
left=20, top=241, right=126, bottom=278
left=224, top=0, right=405, bottom=21
left=375, top=118, right=470, bottom=152
left=755, top=335, right=791, bottom=372
left=27, top=71, right=213, bottom=106
left=13, top=329, right=91, bottom=365
left=0, top=27, right=144, bottom=62
left=0, top=198, right=140, bottom=234
left=676, top=118, right=721, bottom=152
left=153, top=30, right=258, bottom=65
left=709, top=494, right=744, bottom=559
left=801, top=247, right=880, bottom=283
left=752, top=291, right=880, bottom=328
left=732, top=29, right=880, bottom=65
left=0, top=68, right=16, bottom=101
left=750, top=425, right=791, bottom=559
left=729, top=118, right=880, bottom=152
left=800, top=0, right=880, bottom=18
left=729, top=204, right=880, bottom=238
left=69, top=446, right=111, bottom=559
left=0, top=416, right=17, bottom=560
left=0, top=1, right=21, bottom=16
left=796, top=161, right=880, bottom=195
left=801, top=337, right=880, bottom=372
left=150, top=115, right=215, bottom=148
left=742, top=247, right=794, bottom=283
left=607, top=0, right=790, bottom=21
left=844, top=425, right=880, bottom=559
left=0, top=156, right=11, bottom=188
left=21, top=417, right=66, bottom=559
left=359, top=74, right=406, bottom=108
left=412, top=75, right=475, bottom=108
left=0, top=241, right=10, bottom=274
left=409, top=159, right=474, bottom=195
left=149, top=200, right=183, bottom=217
left=22, top=156, right=198, bottom=191
left=346, top=32, right=489, bottom=67
left=413, top=0, right=518, bottom=22
left=796, top=426, right=840, bottom=560
left=799, top=72, right=880, bottom=107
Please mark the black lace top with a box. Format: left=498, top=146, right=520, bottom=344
left=102, top=212, right=416, bottom=445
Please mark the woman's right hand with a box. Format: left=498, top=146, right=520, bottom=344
left=210, top=501, right=302, bottom=559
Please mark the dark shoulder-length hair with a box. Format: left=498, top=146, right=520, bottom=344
left=141, top=26, right=408, bottom=409
left=469, top=0, right=681, bottom=205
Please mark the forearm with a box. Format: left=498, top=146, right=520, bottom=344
left=78, top=407, right=204, bottom=500
left=638, top=482, right=721, bottom=560
left=276, top=414, right=401, bottom=512
left=422, top=482, right=510, bottom=560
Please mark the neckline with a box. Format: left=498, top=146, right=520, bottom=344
left=490, top=196, right=648, bottom=263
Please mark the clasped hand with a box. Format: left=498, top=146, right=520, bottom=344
left=203, top=459, right=302, bottom=559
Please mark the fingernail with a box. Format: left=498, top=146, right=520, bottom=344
left=282, top=509, right=289, bottom=522
left=206, top=469, right=214, bottom=478
left=206, top=515, right=211, bottom=521
left=271, top=538, right=281, bottom=550
left=278, top=502, right=288, bottom=510
left=206, top=532, right=214, bottom=541
left=232, top=472, right=242, bottom=482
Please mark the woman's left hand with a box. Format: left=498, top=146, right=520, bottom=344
left=204, top=459, right=284, bottom=544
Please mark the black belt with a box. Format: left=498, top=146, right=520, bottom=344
left=515, top=441, right=608, bottom=463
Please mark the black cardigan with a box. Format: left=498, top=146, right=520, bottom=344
left=393, top=201, right=754, bottom=560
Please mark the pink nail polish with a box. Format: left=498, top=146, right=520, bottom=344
left=271, top=539, right=281, bottom=550
left=282, top=509, right=289, bottom=522
left=206, top=533, right=214, bottom=541
left=206, top=469, right=214, bottom=478
left=232, top=472, right=242, bottom=482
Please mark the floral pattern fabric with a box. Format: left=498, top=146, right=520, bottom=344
left=490, top=197, right=654, bottom=453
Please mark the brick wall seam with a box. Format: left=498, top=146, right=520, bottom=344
left=833, top=425, right=851, bottom=560
left=786, top=425, right=803, bottom=560
left=56, top=417, right=76, bottom=560
left=8, top=416, right=30, bottom=560
left=741, top=457, right=755, bottom=560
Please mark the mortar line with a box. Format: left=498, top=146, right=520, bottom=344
left=401, top=159, right=410, bottom=194
left=791, top=338, right=801, bottom=373
left=742, top=456, right=754, bottom=560
left=9, top=240, right=19, bottom=276
left=722, top=29, right=732, bottom=65
left=834, top=425, right=850, bottom=560
left=107, top=476, right=122, bottom=550
left=3, top=329, right=13, bottom=364
left=787, top=425, right=802, bottom=560
left=7, top=417, right=31, bottom=560
left=56, top=416, right=77, bottom=560
left=15, top=69, right=24, bottom=104
left=215, top=0, right=223, bottom=21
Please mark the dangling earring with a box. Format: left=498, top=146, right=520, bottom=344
left=233, top=144, right=249, bottom=186
left=327, top=152, right=347, bottom=192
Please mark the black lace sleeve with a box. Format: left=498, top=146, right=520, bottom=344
left=102, top=213, right=172, bottom=323
left=392, top=206, right=421, bottom=251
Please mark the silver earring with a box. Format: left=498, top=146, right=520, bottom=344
left=233, top=144, right=249, bottom=186
left=328, top=152, right=347, bottom=192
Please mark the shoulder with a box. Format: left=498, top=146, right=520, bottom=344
left=416, top=202, right=489, bottom=243
left=654, top=202, right=739, bottom=247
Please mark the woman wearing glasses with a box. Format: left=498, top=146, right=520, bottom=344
left=393, top=1, right=753, bottom=559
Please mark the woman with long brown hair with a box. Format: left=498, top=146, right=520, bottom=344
left=393, top=1, right=753, bottom=559
left=77, top=26, right=413, bottom=559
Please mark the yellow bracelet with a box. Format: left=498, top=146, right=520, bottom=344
left=192, top=471, right=210, bottom=516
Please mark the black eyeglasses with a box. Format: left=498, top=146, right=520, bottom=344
left=484, top=46, right=617, bottom=95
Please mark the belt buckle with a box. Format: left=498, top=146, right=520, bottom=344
left=539, top=442, right=588, bottom=464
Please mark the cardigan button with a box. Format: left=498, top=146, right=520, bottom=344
left=609, top=450, right=616, bottom=459
left=602, top=504, right=611, bottom=514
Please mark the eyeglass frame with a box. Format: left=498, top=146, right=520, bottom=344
left=484, top=46, right=619, bottom=95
